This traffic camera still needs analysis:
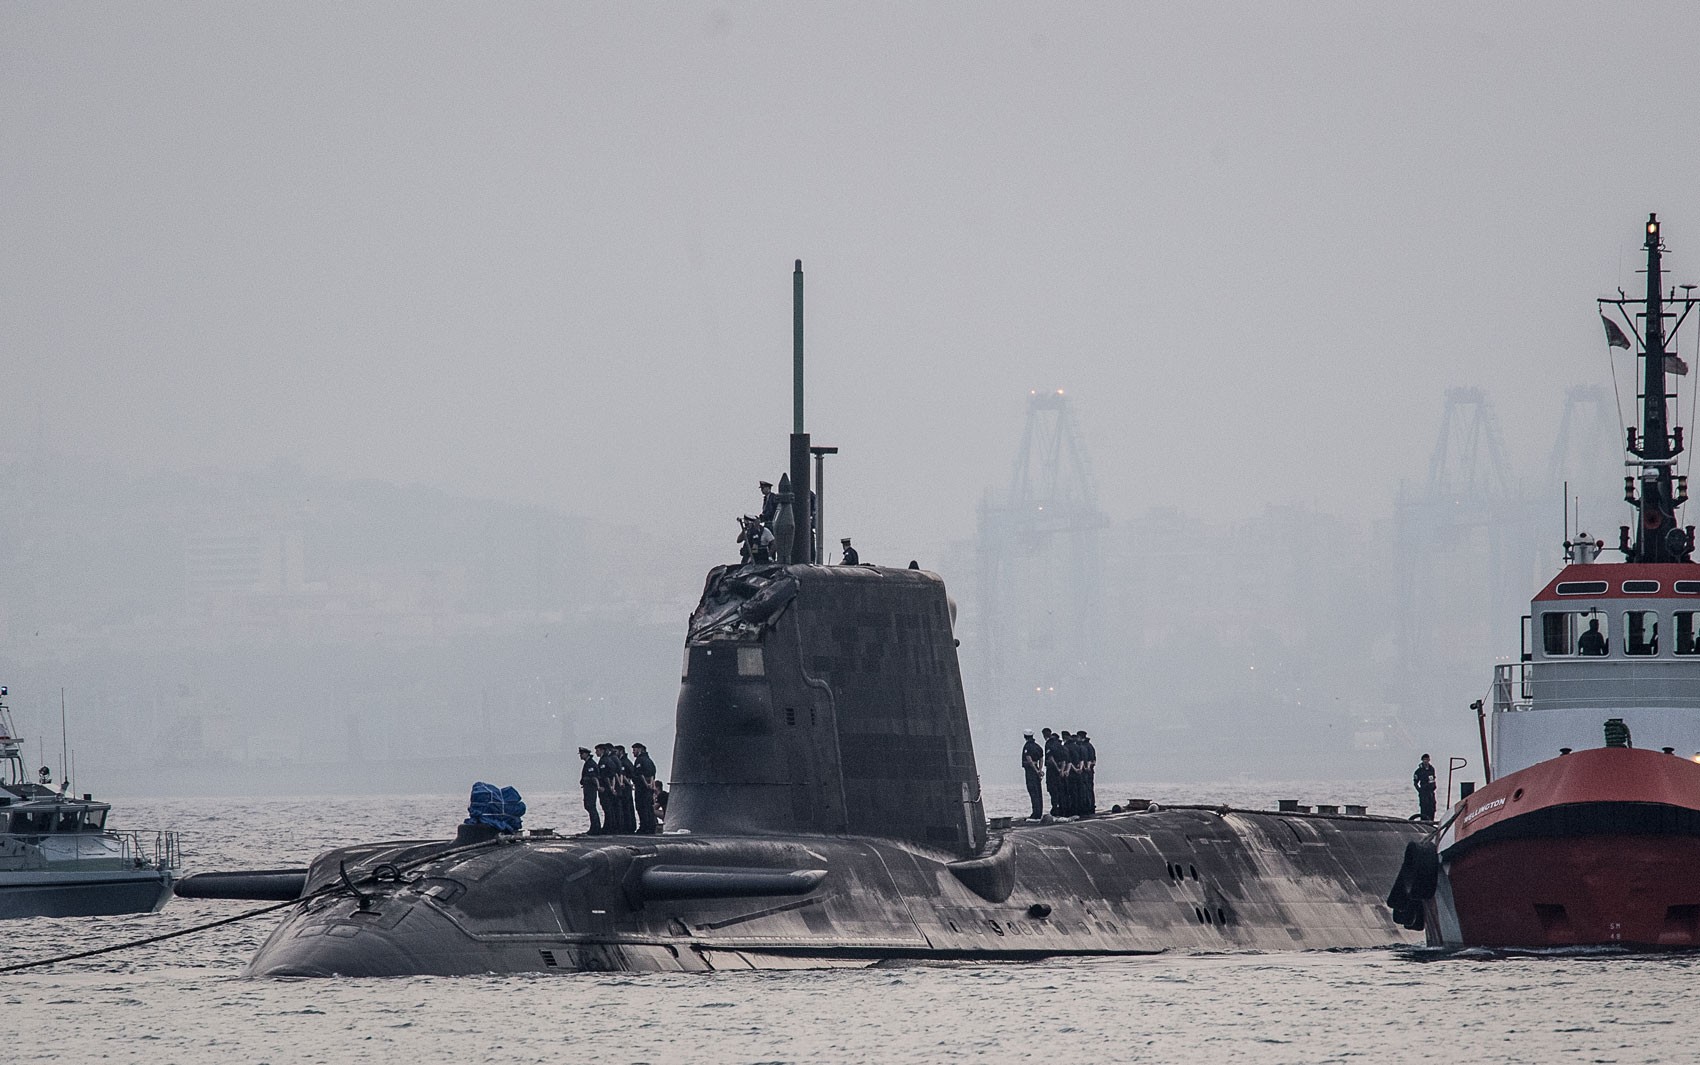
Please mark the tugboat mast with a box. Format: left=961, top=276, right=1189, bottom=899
left=1605, top=214, right=1697, bottom=563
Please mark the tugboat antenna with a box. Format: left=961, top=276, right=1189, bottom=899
left=1600, top=214, right=1698, bottom=562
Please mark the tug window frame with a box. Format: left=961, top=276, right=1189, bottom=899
left=1546, top=610, right=1610, bottom=656
left=1624, top=610, right=1660, bottom=656
left=1541, top=612, right=1575, bottom=656
left=1676, top=611, right=1700, bottom=656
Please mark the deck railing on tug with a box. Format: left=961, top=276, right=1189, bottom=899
left=1492, top=663, right=1532, bottom=714
left=1492, top=659, right=1700, bottom=713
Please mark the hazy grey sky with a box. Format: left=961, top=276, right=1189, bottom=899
left=6, top=3, right=1700, bottom=572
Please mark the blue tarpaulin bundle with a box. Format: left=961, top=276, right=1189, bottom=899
left=464, top=782, right=526, bottom=833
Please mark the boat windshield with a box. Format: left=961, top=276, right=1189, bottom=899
left=10, top=810, right=52, bottom=834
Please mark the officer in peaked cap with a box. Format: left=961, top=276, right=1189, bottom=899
left=1021, top=730, right=1044, bottom=820
left=1043, top=728, right=1065, bottom=817
left=578, top=747, right=602, bottom=835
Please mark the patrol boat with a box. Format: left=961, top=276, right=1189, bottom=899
left=1389, top=215, right=1700, bottom=948
left=191, top=263, right=1428, bottom=976
left=0, top=690, right=178, bottom=918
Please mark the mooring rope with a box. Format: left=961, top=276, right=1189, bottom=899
left=0, top=834, right=507, bottom=975
left=0, top=894, right=314, bottom=975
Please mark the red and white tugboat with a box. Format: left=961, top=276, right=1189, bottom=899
left=1391, top=215, right=1700, bottom=948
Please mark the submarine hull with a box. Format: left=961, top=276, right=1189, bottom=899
left=246, top=807, right=1424, bottom=977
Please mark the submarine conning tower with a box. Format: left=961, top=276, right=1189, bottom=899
left=669, top=561, right=989, bottom=858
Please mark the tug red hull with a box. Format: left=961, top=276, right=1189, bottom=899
left=1430, top=748, right=1700, bottom=948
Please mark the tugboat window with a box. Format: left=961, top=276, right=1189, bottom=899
left=1625, top=611, right=1659, bottom=656
left=55, top=809, right=81, bottom=833
left=1676, top=612, right=1699, bottom=656
left=82, top=808, right=106, bottom=831
left=1542, top=613, right=1575, bottom=656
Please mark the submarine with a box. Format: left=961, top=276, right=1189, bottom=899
left=185, top=262, right=1427, bottom=976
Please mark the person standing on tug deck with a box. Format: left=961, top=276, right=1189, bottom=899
left=1412, top=753, right=1437, bottom=822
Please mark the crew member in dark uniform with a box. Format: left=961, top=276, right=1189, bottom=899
left=595, top=744, right=620, bottom=833
left=1021, top=730, right=1044, bottom=819
left=632, top=742, right=659, bottom=835
left=614, top=744, right=639, bottom=834
left=1413, top=753, right=1437, bottom=821
left=1044, top=729, right=1066, bottom=816
left=1078, top=729, right=1097, bottom=816
left=759, top=481, right=778, bottom=526
left=1578, top=618, right=1608, bottom=656
left=1064, top=731, right=1087, bottom=817
left=840, top=538, right=859, bottom=565
left=578, top=747, right=602, bottom=835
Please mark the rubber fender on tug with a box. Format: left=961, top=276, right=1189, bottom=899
left=1384, top=840, right=1439, bottom=931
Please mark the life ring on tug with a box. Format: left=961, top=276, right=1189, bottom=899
left=1385, top=839, right=1439, bottom=931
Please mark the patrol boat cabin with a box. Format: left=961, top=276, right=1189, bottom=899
left=0, top=690, right=178, bottom=918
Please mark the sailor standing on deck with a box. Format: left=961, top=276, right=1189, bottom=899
left=1413, top=753, right=1437, bottom=822
left=1079, top=729, right=1098, bottom=816
left=1064, top=731, right=1087, bottom=817
left=1021, top=730, right=1044, bottom=820
left=595, top=744, right=620, bottom=833
left=578, top=747, right=602, bottom=835
left=632, top=742, right=659, bottom=835
left=614, top=745, right=639, bottom=834
left=1044, top=729, right=1066, bottom=816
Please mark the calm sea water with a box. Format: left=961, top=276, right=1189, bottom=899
left=2, top=781, right=1694, bottom=1064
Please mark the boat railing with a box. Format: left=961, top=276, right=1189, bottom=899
left=1491, top=663, right=1533, bottom=713
left=139, top=830, right=181, bottom=872
left=1491, top=659, right=1700, bottom=712
left=0, top=829, right=180, bottom=870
